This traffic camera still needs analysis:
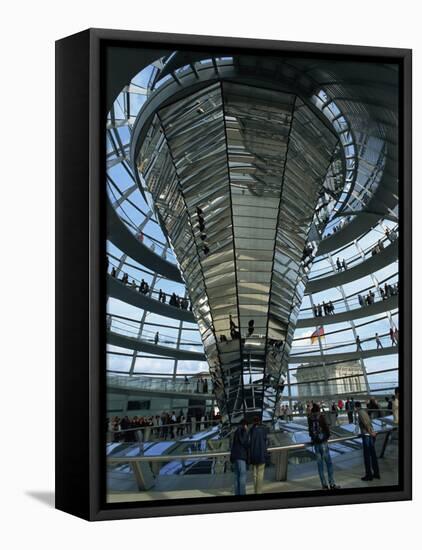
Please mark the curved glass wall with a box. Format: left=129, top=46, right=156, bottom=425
left=105, top=51, right=399, bottom=407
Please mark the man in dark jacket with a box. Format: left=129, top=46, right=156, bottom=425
left=249, top=417, right=268, bottom=494
left=308, top=403, right=339, bottom=489
left=120, top=415, right=131, bottom=443
left=230, top=418, right=249, bottom=495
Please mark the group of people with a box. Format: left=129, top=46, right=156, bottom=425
left=357, top=282, right=398, bottom=308
left=107, top=415, right=156, bottom=442
left=385, top=227, right=398, bottom=244
left=355, top=328, right=398, bottom=351
left=344, top=229, right=395, bottom=262
left=323, top=216, right=352, bottom=237
left=186, top=375, right=209, bottom=393
left=196, top=206, right=210, bottom=256
left=138, top=278, right=150, bottom=294
left=219, top=325, right=283, bottom=347
left=311, top=400, right=381, bottom=487
left=278, top=400, right=348, bottom=421
left=219, top=317, right=283, bottom=345
left=308, top=389, right=399, bottom=489
left=230, top=417, right=269, bottom=495
left=219, top=315, right=253, bottom=342
left=358, top=289, right=376, bottom=307
left=108, top=409, right=221, bottom=442
left=278, top=404, right=294, bottom=421
left=168, top=292, right=190, bottom=310
left=311, top=281, right=398, bottom=319
left=332, top=217, right=351, bottom=233
left=343, top=396, right=394, bottom=422
left=381, top=281, right=399, bottom=299
left=110, top=386, right=400, bottom=494
left=301, top=242, right=317, bottom=269
left=336, top=257, right=348, bottom=271
left=365, top=397, right=390, bottom=419
left=313, top=301, right=335, bottom=317
left=108, top=259, right=192, bottom=311
left=371, top=239, right=386, bottom=256
left=231, top=389, right=399, bottom=494
left=109, top=266, right=152, bottom=296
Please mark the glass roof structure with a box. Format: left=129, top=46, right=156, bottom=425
left=106, top=51, right=399, bottom=425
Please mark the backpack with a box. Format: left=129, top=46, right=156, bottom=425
left=310, top=414, right=324, bottom=444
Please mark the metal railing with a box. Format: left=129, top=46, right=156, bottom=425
left=107, top=425, right=397, bottom=490
left=298, top=290, right=398, bottom=320
left=107, top=418, right=220, bottom=442
left=108, top=409, right=393, bottom=437
left=107, top=374, right=213, bottom=396
left=309, top=230, right=398, bottom=278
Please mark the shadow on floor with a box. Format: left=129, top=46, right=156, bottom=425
left=25, top=491, right=55, bottom=508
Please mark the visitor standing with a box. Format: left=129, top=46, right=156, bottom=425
left=392, top=387, right=399, bottom=425
left=248, top=417, right=268, bottom=494
left=308, top=403, right=339, bottom=489
left=230, top=418, right=249, bottom=496
left=355, top=401, right=380, bottom=481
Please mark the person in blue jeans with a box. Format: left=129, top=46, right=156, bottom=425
left=308, top=403, right=340, bottom=490
left=355, top=401, right=380, bottom=481
left=230, top=418, right=249, bottom=495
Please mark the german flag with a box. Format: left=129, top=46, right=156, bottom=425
left=310, top=326, right=325, bottom=345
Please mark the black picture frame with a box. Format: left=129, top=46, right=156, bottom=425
left=55, top=28, right=412, bottom=521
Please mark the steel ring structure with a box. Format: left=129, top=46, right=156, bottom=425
left=106, top=51, right=399, bottom=426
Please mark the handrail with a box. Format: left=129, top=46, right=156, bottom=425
left=309, top=230, right=397, bottom=278
left=108, top=416, right=392, bottom=439
left=108, top=419, right=219, bottom=434
left=107, top=374, right=213, bottom=396
left=107, top=325, right=396, bottom=354
left=290, top=331, right=395, bottom=355
left=306, top=240, right=398, bottom=294
left=299, top=290, right=398, bottom=319
left=108, top=271, right=191, bottom=308
left=108, top=410, right=393, bottom=435
left=107, top=326, right=204, bottom=348
left=107, top=427, right=396, bottom=463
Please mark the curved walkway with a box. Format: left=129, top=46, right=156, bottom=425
left=107, top=197, right=184, bottom=283
left=107, top=275, right=195, bottom=323
left=306, top=240, right=398, bottom=294
left=106, top=375, right=212, bottom=401
left=108, top=331, right=397, bottom=366
left=107, top=330, right=206, bottom=361
left=296, top=295, right=398, bottom=328
left=318, top=212, right=380, bottom=256
left=289, top=346, right=397, bottom=364
left=316, top=155, right=398, bottom=256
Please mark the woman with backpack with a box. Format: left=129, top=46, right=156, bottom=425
left=308, top=403, right=340, bottom=490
